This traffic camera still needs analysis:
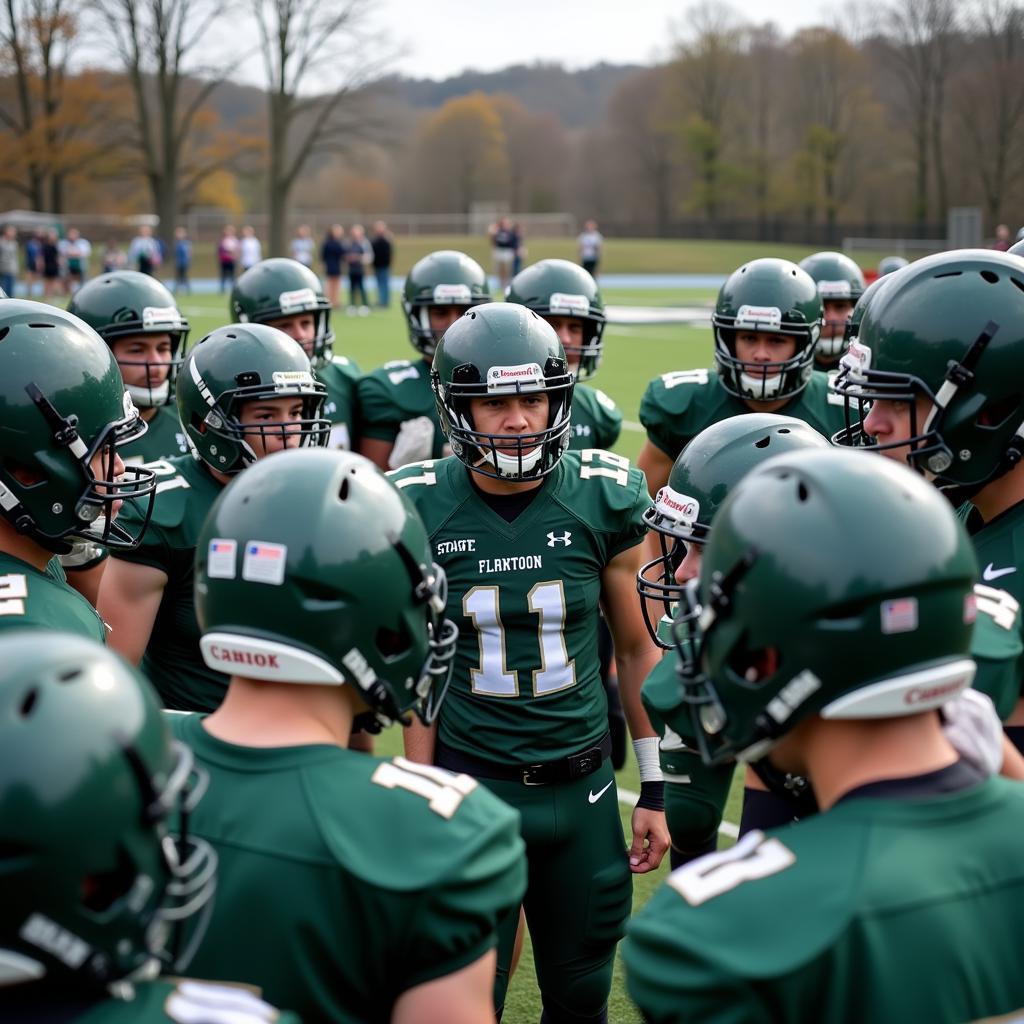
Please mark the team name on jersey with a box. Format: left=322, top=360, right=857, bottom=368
left=437, top=538, right=477, bottom=554
left=478, top=555, right=543, bottom=574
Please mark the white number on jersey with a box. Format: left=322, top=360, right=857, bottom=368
left=667, top=829, right=795, bottom=906
left=826, top=369, right=845, bottom=406
left=387, top=365, right=420, bottom=386
left=371, top=757, right=478, bottom=819
left=579, top=448, right=630, bottom=487
left=975, top=584, right=1020, bottom=631
left=143, top=458, right=191, bottom=495
left=0, top=573, right=28, bottom=616
left=390, top=459, right=438, bottom=489
left=328, top=422, right=351, bottom=450
left=464, top=581, right=577, bottom=697
left=166, top=979, right=287, bottom=1023
left=661, top=369, right=709, bottom=389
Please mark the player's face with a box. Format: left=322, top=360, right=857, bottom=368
left=734, top=332, right=797, bottom=376
left=545, top=316, right=586, bottom=371
left=673, top=543, right=702, bottom=584
left=110, top=333, right=173, bottom=388
left=470, top=393, right=549, bottom=454
left=428, top=305, right=465, bottom=335
left=266, top=313, right=317, bottom=360
left=238, top=397, right=307, bottom=458
left=862, top=394, right=933, bottom=465
left=88, top=443, right=127, bottom=519
left=822, top=299, right=855, bottom=341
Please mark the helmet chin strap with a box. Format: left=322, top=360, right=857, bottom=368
left=126, top=381, right=169, bottom=408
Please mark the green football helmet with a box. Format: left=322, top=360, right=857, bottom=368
left=0, top=631, right=216, bottom=987
left=195, top=449, right=458, bottom=730
left=1008, top=238, right=1024, bottom=258
left=673, top=448, right=977, bottom=766
left=0, top=300, right=156, bottom=553
left=637, top=414, right=830, bottom=648
left=177, top=323, right=330, bottom=475
left=68, top=271, right=189, bottom=408
left=230, top=257, right=333, bottom=370
left=798, top=251, right=865, bottom=359
left=711, top=258, right=822, bottom=401
left=431, top=303, right=574, bottom=481
left=832, top=249, right=1024, bottom=497
left=505, top=259, right=606, bottom=380
left=878, top=255, right=909, bottom=276
left=402, top=250, right=491, bottom=358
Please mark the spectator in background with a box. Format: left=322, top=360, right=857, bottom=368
left=370, top=220, right=393, bottom=308
left=102, top=239, right=127, bottom=274
left=239, top=225, right=262, bottom=272
left=993, top=224, right=1012, bottom=251
left=174, top=226, right=193, bottom=294
left=24, top=230, right=42, bottom=296
left=578, top=218, right=604, bottom=277
left=63, top=228, right=91, bottom=293
left=489, top=215, right=517, bottom=290
left=0, top=225, right=18, bottom=296
left=291, top=224, right=314, bottom=267
left=345, top=223, right=371, bottom=315
left=128, top=225, right=161, bottom=277
left=321, top=224, right=345, bottom=308
left=218, top=225, right=239, bottom=292
left=41, top=229, right=62, bottom=297
left=512, top=220, right=525, bottom=277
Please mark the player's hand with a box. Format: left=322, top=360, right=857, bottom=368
left=942, top=688, right=1003, bottom=775
left=629, top=807, right=669, bottom=874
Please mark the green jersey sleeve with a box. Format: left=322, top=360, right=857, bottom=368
left=638, top=369, right=739, bottom=458
left=0, top=553, right=107, bottom=642
left=971, top=583, right=1023, bottom=719
left=356, top=360, right=445, bottom=455
left=318, top=354, right=360, bottom=451
left=568, top=384, right=623, bottom=451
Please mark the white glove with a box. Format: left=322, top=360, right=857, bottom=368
left=388, top=416, right=435, bottom=470
left=942, top=688, right=1004, bottom=776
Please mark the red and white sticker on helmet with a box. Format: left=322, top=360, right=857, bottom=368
left=433, top=283, right=472, bottom=303
left=549, top=292, right=589, bottom=315
left=143, top=305, right=183, bottom=329
left=841, top=340, right=872, bottom=379
left=279, top=287, right=317, bottom=313
left=880, top=596, right=918, bottom=634
left=735, top=305, right=782, bottom=330
left=817, top=279, right=852, bottom=299
left=207, top=538, right=237, bottom=579
left=122, top=390, right=140, bottom=420
left=654, top=485, right=700, bottom=528
left=242, top=541, right=287, bottom=585
left=486, top=362, right=544, bottom=393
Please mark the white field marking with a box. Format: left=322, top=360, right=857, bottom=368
left=617, top=785, right=739, bottom=839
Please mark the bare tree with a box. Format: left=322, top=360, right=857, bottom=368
left=93, top=0, right=237, bottom=246
left=252, top=0, right=392, bottom=255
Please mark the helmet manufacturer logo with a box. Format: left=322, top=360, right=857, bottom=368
left=433, top=283, right=471, bottom=303
left=817, top=279, right=852, bottom=299
left=342, top=648, right=378, bottom=691
left=272, top=370, right=315, bottom=390
left=486, top=362, right=544, bottom=394
left=20, top=914, right=91, bottom=969
left=549, top=292, right=589, bottom=315
left=735, top=305, right=782, bottom=330
left=880, top=596, right=918, bottom=634
left=207, top=538, right=237, bottom=579
left=142, top=305, right=183, bottom=329
left=242, top=541, right=287, bottom=585
left=765, top=669, right=821, bottom=724
left=279, top=287, right=317, bottom=313
left=655, top=486, right=699, bottom=526
left=547, top=531, right=572, bottom=547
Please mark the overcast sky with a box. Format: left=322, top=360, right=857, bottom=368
left=380, top=0, right=843, bottom=81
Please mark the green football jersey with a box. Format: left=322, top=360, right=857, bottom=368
left=391, top=449, right=648, bottom=763
left=356, top=358, right=447, bottom=459
left=111, top=455, right=228, bottom=711
left=568, top=383, right=622, bottom=451
left=639, top=367, right=846, bottom=458
left=624, top=777, right=1024, bottom=1024
left=168, top=713, right=526, bottom=1024
left=0, top=551, right=106, bottom=641
left=318, top=353, right=360, bottom=451
left=120, top=405, right=189, bottom=465
left=969, top=502, right=1024, bottom=716
left=73, top=979, right=301, bottom=1023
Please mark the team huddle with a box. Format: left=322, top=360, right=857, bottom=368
left=2, top=238, right=1024, bottom=1024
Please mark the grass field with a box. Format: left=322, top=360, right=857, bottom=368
left=165, top=286, right=743, bottom=1024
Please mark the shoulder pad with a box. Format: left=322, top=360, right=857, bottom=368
left=593, top=387, right=619, bottom=412
left=558, top=449, right=646, bottom=517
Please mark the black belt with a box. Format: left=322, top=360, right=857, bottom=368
left=436, top=733, right=612, bottom=786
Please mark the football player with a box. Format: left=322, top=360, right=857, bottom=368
left=358, top=250, right=491, bottom=470
left=175, top=447, right=525, bottom=1023
left=231, top=256, right=360, bottom=451
left=832, top=249, right=1024, bottom=749
left=797, top=250, right=865, bottom=371
left=638, top=414, right=831, bottom=863
left=0, top=300, right=156, bottom=640
left=98, top=324, right=330, bottom=712
left=636, top=257, right=844, bottom=498
left=69, top=271, right=191, bottom=464
left=0, top=631, right=297, bottom=1023
left=393, top=303, right=667, bottom=1024
left=625, top=449, right=1024, bottom=1023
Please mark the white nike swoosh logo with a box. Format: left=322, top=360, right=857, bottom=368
left=588, top=780, right=614, bottom=804
left=983, top=563, right=1017, bottom=581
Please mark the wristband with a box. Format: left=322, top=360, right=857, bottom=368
left=632, top=736, right=663, bottom=783
left=637, top=780, right=665, bottom=811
